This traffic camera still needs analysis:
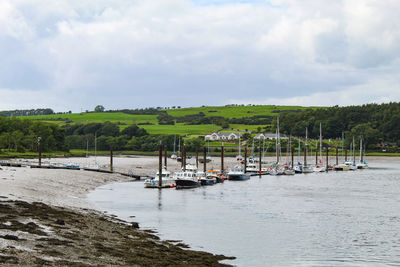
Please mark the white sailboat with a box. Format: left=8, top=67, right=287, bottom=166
left=303, top=127, right=314, bottom=173
left=171, top=135, right=177, bottom=159
left=314, top=123, right=326, bottom=172
left=356, top=137, right=368, bottom=169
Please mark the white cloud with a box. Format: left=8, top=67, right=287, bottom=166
left=0, top=0, right=399, bottom=111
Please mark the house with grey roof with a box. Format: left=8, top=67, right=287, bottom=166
left=205, top=132, right=242, bottom=141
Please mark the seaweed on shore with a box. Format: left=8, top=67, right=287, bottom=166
left=0, top=199, right=235, bottom=266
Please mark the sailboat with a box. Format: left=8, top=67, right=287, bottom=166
left=283, top=137, right=295, bottom=175
left=302, top=128, right=314, bottom=173
left=176, top=137, right=182, bottom=162
left=314, top=123, right=326, bottom=172
left=356, top=137, right=368, bottom=169
left=171, top=135, right=177, bottom=159
left=236, top=135, right=243, bottom=161
left=294, top=139, right=303, bottom=173
left=268, top=117, right=284, bottom=175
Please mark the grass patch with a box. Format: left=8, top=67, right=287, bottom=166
left=165, top=105, right=316, bottom=118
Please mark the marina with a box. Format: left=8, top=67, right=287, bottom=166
left=88, top=157, right=400, bottom=266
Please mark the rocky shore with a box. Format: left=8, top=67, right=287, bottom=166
left=0, top=156, right=235, bottom=266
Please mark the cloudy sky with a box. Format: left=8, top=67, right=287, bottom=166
left=0, top=0, right=399, bottom=112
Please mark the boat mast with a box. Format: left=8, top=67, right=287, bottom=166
left=178, top=136, right=181, bottom=156
left=173, top=135, right=176, bottom=153
left=276, top=116, right=280, bottom=164
left=319, top=122, right=322, bottom=165
left=297, top=139, right=300, bottom=164
left=341, top=132, right=344, bottom=161
left=352, top=136, right=355, bottom=165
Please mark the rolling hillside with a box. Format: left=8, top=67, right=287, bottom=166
left=22, top=105, right=316, bottom=135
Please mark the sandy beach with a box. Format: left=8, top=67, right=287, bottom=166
left=0, top=155, right=235, bottom=266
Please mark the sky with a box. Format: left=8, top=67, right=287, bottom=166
left=0, top=0, right=399, bottom=112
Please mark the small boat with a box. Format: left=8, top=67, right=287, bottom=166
left=207, top=169, right=224, bottom=183
left=357, top=160, right=368, bottom=169
left=227, top=166, right=250, bottom=180
left=174, top=164, right=200, bottom=189
left=344, top=161, right=357, bottom=170
left=198, top=171, right=217, bottom=186
left=313, top=165, right=326, bottom=172
left=302, top=164, right=314, bottom=173
left=144, top=169, right=174, bottom=188
left=170, top=153, right=177, bottom=160
left=268, top=166, right=284, bottom=175
left=333, top=163, right=350, bottom=171
left=294, top=163, right=303, bottom=173
left=283, top=168, right=295, bottom=175
left=246, top=163, right=259, bottom=173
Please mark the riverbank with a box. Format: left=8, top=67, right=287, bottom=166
left=0, top=159, right=234, bottom=266
left=2, top=149, right=400, bottom=159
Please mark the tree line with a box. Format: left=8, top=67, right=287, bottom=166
left=0, top=117, right=66, bottom=152
left=272, top=103, right=400, bottom=148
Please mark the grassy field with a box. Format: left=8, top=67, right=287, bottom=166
left=19, top=105, right=319, bottom=136
left=165, top=105, right=314, bottom=118
left=140, top=123, right=221, bottom=135
left=25, top=112, right=158, bottom=125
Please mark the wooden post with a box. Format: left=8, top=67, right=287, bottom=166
left=315, top=147, right=318, bottom=165
left=38, top=147, right=42, bottom=167
left=259, top=147, right=262, bottom=178
left=183, top=145, right=186, bottom=171
left=304, top=147, right=307, bottom=166
left=326, top=147, right=329, bottom=172
left=291, top=147, right=294, bottom=168
left=336, top=147, right=338, bottom=165
left=164, top=145, right=167, bottom=169
left=203, top=146, right=207, bottom=173
left=37, top=137, right=41, bottom=167
left=244, top=146, right=247, bottom=173
left=195, top=146, right=199, bottom=169
left=110, top=147, right=113, bottom=172
left=159, top=144, right=162, bottom=188
left=221, top=145, right=224, bottom=174
left=345, top=149, right=347, bottom=161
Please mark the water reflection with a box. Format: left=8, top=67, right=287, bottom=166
left=157, top=189, right=162, bottom=210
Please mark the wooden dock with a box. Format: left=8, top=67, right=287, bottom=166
left=0, top=161, right=143, bottom=180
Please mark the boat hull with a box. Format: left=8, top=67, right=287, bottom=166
left=144, top=179, right=174, bottom=188
left=200, top=178, right=217, bottom=186
left=175, top=179, right=200, bottom=189
left=228, top=174, right=250, bottom=180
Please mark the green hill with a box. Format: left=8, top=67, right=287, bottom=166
left=22, top=105, right=316, bottom=136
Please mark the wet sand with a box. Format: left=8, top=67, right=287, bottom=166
left=0, top=155, right=236, bottom=266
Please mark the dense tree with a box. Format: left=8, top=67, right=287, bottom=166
left=94, top=105, right=105, bottom=112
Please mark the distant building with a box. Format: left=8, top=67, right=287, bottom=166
left=254, top=133, right=288, bottom=140
left=204, top=132, right=242, bottom=141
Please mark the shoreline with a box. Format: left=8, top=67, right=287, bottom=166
left=0, top=158, right=235, bottom=266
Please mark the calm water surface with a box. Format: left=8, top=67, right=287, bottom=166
left=88, top=160, right=400, bottom=266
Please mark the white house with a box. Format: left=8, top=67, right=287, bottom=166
left=205, top=132, right=242, bottom=141
left=254, top=133, right=288, bottom=140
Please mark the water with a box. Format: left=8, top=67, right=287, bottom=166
left=88, top=160, right=400, bottom=266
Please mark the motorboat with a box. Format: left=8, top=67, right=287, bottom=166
left=198, top=171, right=217, bottom=186
left=144, top=169, right=174, bottom=188
left=227, top=166, right=250, bottom=180
left=174, top=169, right=200, bottom=189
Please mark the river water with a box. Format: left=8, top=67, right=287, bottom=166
left=88, top=158, right=400, bottom=266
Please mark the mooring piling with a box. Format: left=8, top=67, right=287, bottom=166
left=159, top=144, right=162, bottom=188
left=244, top=146, right=247, bottom=173
left=203, top=146, right=207, bottom=173
left=259, top=147, right=262, bottom=178
left=221, top=145, right=224, bottom=174
left=110, top=147, right=113, bottom=172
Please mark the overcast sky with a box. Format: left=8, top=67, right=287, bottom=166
left=1, top=0, right=399, bottom=112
